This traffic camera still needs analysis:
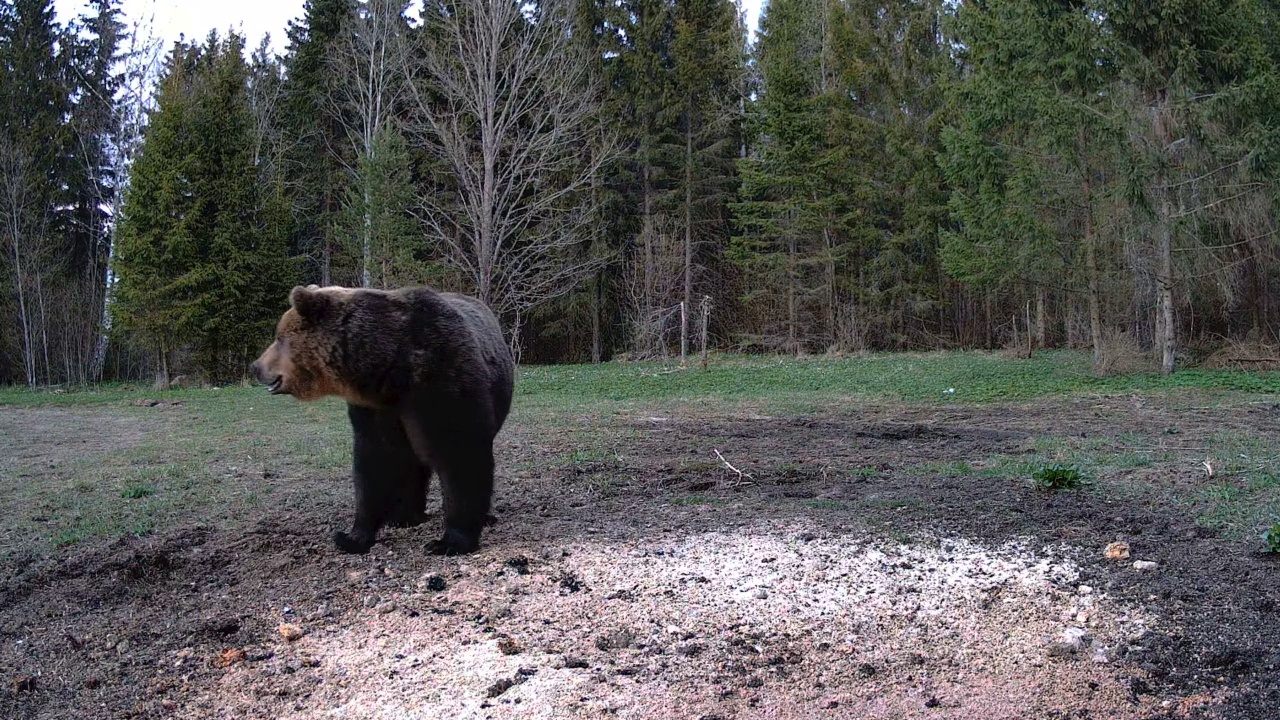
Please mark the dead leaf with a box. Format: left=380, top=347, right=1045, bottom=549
left=1104, top=541, right=1131, bottom=560
left=212, top=648, right=247, bottom=668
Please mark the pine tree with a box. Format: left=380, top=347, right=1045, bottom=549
left=111, top=43, right=201, bottom=382
left=1104, top=0, right=1279, bottom=374
left=624, top=0, right=681, bottom=325
left=339, top=125, right=420, bottom=289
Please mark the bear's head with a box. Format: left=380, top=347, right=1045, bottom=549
left=250, top=285, right=355, bottom=402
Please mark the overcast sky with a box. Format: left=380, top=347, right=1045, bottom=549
left=54, top=0, right=766, bottom=56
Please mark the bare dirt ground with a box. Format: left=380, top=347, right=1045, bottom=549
left=2, top=396, right=1279, bottom=719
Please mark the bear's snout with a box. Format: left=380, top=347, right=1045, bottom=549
left=249, top=353, right=287, bottom=394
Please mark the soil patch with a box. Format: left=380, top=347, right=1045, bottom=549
left=1, top=397, right=1278, bottom=718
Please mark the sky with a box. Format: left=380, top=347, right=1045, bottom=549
left=54, top=0, right=767, bottom=55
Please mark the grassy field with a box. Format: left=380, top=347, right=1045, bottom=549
left=1, top=349, right=1278, bottom=553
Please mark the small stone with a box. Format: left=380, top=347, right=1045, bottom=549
left=1132, top=560, right=1158, bottom=572
left=675, top=642, right=704, bottom=657
left=374, top=601, right=396, bottom=614
left=383, top=567, right=398, bottom=579
left=1092, top=648, right=1110, bottom=664
left=1062, top=627, right=1091, bottom=647
left=485, top=678, right=516, bottom=698
left=1048, top=628, right=1091, bottom=657
left=595, top=629, right=634, bottom=651
left=497, top=637, right=521, bottom=656
left=1104, top=541, right=1131, bottom=560
left=363, top=596, right=380, bottom=609
left=753, top=588, right=769, bottom=600
left=346, top=570, right=365, bottom=584
left=745, top=676, right=764, bottom=688
left=558, top=655, right=589, bottom=669
left=305, top=604, right=331, bottom=621
left=420, top=574, right=447, bottom=592
left=1078, top=585, right=1093, bottom=595
left=278, top=624, right=305, bottom=642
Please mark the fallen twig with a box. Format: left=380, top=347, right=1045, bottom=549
left=713, top=449, right=754, bottom=486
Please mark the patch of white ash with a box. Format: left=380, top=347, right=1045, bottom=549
left=194, top=522, right=1154, bottom=720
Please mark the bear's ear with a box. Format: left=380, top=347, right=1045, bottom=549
left=290, top=285, right=330, bottom=320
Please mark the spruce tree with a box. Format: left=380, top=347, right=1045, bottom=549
left=670, top=0, right=744, bottom=361
left=111, top=43, right=201, bottom=382
left=114, top=35, right=297, bottom=381
left=730, top=0, right=826, bottom=353
left=941, top=0, right=1119, bottom=361
left=281, top=0, right=357, bottom=286
left=0, top=0, right=73, bottom=385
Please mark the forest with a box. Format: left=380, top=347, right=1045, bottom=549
left=3, top=0, right=1280, bottom=385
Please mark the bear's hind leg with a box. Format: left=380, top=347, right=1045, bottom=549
left=387, top=461, right=430, bottom=528
left=400, top=406, right=494, bottom=556
left=425, top=436, right=493, bottom=555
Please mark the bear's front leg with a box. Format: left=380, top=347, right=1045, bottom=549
left=335, top=405, right=397, bottom=554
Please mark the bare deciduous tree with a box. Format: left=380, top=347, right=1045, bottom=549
left=328, top=0, right=411, bottom=289
left=404, top=0, right=616, bottom=341
left=0, top=138, right=41, bottom=386
left=90, top=18, right=165, bottom=382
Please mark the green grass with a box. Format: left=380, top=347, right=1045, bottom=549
left=5, top=350, right=1280, bottom=549
left=5, top=351, right=1280, bottom=412
left=514, top=350, right=1280, bottom=411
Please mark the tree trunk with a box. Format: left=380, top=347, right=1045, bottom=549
left=1035, top=286, right=1046, bottom=348
left=787, top=232, right=798, bottom=355
left=591, top=273, right=602, bottom=364
left=642, top=164, right=655, bottom=307
left=37, top=271, right=51, bottom=384
left=8, top=228, right=35, bottom=387
left=1155, top=183, right=1176, bottom=375
left=155, top=338, right=170, bottom=390
left=683, top=105, right=693, bottom=366
left=361, top=180, right=373, bottom=288
left=1083, top=176, right=1103, bottom=371
left=700, top=296, right=710, bottom=370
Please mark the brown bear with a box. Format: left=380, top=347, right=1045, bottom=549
left=250, top=285, right=515, bottom=555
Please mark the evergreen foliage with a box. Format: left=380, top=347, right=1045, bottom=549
left=9, top=0, right=1280, bottom=381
